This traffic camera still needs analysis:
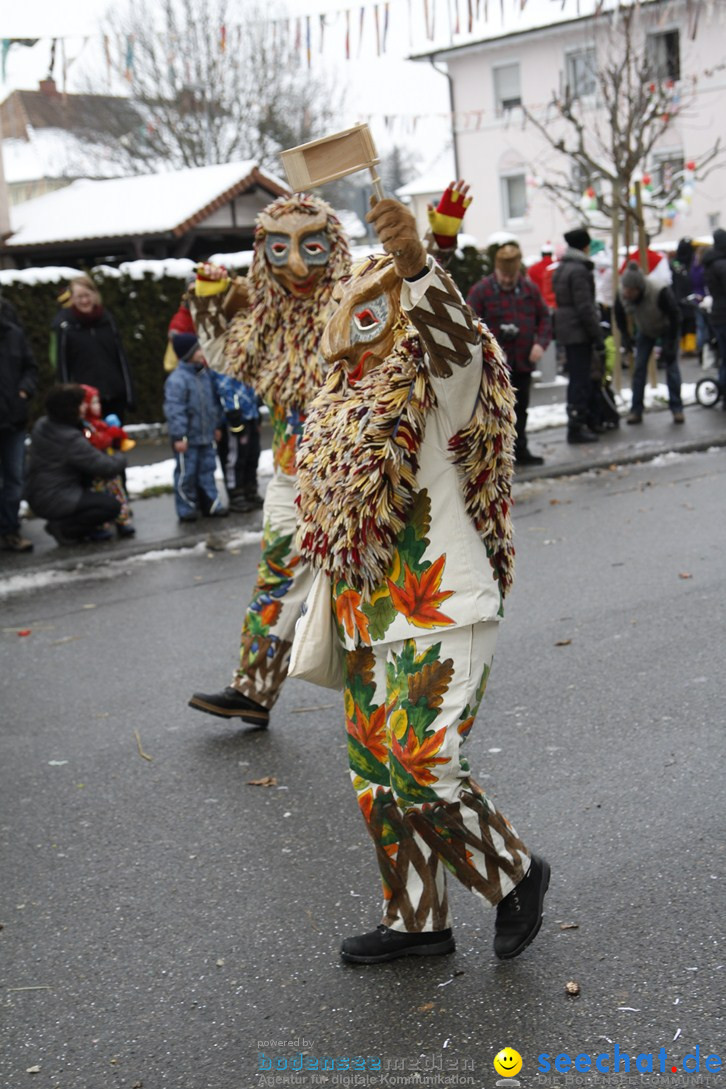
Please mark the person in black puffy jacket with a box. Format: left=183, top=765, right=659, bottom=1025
left=25, top=385, right=127, bottom=546
left=552, top=227, right=604, bottom=444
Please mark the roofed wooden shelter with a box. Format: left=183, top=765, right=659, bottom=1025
left=0, top=160, right=290, bottom=268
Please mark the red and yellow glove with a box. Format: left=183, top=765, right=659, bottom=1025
left=427, top=180, right=472, bottom=250
left=195, top=262, right=230, bottom=297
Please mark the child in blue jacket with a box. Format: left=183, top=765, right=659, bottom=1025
left=164, top=334, right=228, bottom=522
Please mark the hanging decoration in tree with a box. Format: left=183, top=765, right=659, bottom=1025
left=581, top=185, right=598, bottom=212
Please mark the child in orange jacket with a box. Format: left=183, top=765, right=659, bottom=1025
left=80, top=385, right=136, bottom=537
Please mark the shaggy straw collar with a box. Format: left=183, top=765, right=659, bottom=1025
left=296, top=327, right=516, bottom=600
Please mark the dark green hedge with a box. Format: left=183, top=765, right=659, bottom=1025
left=2, top=269, right=192, bottom=425
left=447, top=245, right=491, bottom=300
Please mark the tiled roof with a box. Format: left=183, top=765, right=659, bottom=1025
left=1, top=88, right=141, bottom=141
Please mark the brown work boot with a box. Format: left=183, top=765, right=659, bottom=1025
left=1, top=532, right=34, bottom=553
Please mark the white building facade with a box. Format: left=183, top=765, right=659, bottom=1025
left=412, top=0, right=726, bottom=252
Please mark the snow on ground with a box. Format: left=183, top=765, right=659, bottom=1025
left=517, top=381, right=697, bottom=433
left=125, top=388, right=697, bottom=497
left=0, top=531, right=264, bottom=601
left=126, top=448, right=274, bottom=499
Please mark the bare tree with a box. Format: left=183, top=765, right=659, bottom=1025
left=522, top=2, right=723, bottom=242
left=85, top=0, right=340, bottom=172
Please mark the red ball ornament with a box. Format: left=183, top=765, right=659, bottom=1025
left=686, top=160, right=696, bottom=171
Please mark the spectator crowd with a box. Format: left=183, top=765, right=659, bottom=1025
left=2, top=202, right=724, bottom=559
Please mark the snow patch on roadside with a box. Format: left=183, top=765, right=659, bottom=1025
left=1, top=527, right=266, bottom=600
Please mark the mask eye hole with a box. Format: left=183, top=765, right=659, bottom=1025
left=354, top=308, right=379, bottom=332
left=303, top=241, right=326, bottom=256
left=271, top=242, right=288, bottom=257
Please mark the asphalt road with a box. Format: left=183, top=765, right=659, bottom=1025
left=1, top=448, right=724, bottom=1089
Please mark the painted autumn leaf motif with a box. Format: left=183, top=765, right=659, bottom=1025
left=407, top=658, right=455, bottom=710
left=347, top=701, right=387, bottom=763
left=259, top=526, right=299, bottom=584
left=386, top=555, right=455, bottom=629
left=391, top=724, right=450, bottom=786
left=336, top=587, right=371, bottom=643
left=345, top=645, right=376, bottom=688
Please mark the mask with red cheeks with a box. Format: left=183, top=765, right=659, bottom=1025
left=321, top=258, right=404, bottom=383
left=260, top=208, right=332, bottom=298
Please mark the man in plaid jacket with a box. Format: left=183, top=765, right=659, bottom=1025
left=467, top=241, right=552, bottom=466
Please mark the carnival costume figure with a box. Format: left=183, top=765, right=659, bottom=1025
left=295, top=198, right=550, bottom=963
left=188, top=194, right=351, bottom=728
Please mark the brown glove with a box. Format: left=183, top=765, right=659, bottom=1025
left=366, top=199, right=427, bottom=280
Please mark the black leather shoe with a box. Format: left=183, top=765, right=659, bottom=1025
left=515, top=450, right=545, bottom=467
left=188, top=687, right=269, bottom=727
left=494, top=854, right=550, bottom=960
left=341, top=924, right=455, bottom=964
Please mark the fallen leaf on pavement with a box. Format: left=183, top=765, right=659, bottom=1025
left=248, top=776, right=277, bottom=787
left=134, top=730, right=153, bottom=762
left=565, top=980, right=581, bottom=997
left=560, top=922, right=579, bottom=930
left=418, top=1002, right=435, bottom=1012
left=678, top=572, right=692, bottom=579
left=555, top=639, right=572, bottom=646
left=17, top=629, right=31, bottom=637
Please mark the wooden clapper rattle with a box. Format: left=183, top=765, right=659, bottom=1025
left=280, top=124, right=384, bottom=201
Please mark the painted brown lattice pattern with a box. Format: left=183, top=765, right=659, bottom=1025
left=407, top=266, right=479, bottom=377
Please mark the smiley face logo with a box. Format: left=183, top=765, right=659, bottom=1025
left=493, top=1048, right=523, bottom=1078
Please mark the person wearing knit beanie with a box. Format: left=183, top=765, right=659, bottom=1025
left=164, top=334, right=227, bottom=522
left=171, top=332, right=201, bottom=362
left=614, top=262, right=684, bottom=424
left=552, top=227, right=602, bottom=443
left=620, top=261, right=646, bottom=298
left=564, top=227, right=592, bottom=252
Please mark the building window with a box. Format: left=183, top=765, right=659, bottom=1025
left=501, top=173, right=527, bottom=221
left=653, top=152, right=684, bottom=193
left=565, top=48, right=597, bottom=98
left=494, top=63, right=521, bottom=115
left=647, top=29, right=680, bottom=81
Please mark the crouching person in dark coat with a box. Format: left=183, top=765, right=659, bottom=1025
left=25, top=385, right=127, bottom=546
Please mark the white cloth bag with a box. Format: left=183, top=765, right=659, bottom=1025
left=288, top=571, right=344, bottom=690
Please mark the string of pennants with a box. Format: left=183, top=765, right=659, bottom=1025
left=1, top=0, right=712, bottom=97
left=111, top=0, right=703, bottom=77
left=2, top=0, right=710, bottom=87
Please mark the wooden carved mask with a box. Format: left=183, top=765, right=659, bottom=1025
left=259, top=208, right=331, bottom=298
left=321, top=256, right=403, bottom=383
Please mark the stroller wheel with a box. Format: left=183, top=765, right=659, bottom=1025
left=695, top=377, right=721, bottom=407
